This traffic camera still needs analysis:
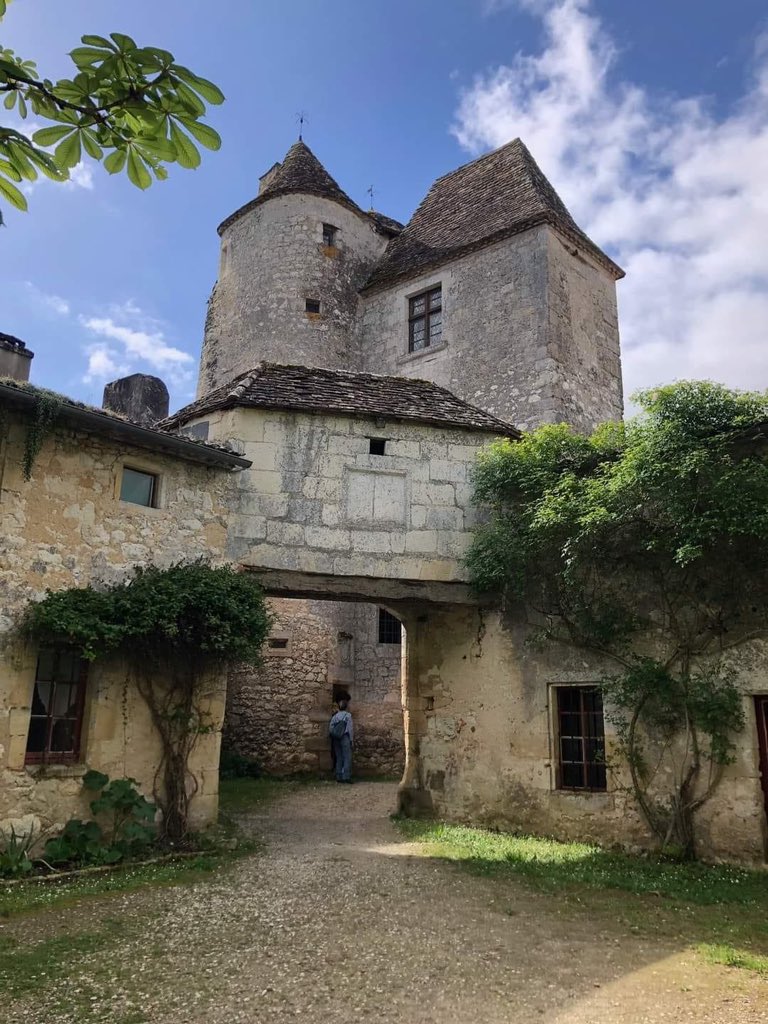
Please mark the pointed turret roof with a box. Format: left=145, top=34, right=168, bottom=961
left=218, top=140, right=367, bottom=234
left=363, top=138, right=623, bottom=291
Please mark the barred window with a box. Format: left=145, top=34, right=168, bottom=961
left=555, top=686, right=606, bottom=791
left=378, top=608, right=402, bottom=645
left=408, top=286, right=442, bottom=352
left=25, top=649, right=87, bottom=765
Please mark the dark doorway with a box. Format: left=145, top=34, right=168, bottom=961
left=755, top=697, right=768, bottom=829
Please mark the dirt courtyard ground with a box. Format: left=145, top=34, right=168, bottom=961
left=2, top=781, right=766, bottom=1023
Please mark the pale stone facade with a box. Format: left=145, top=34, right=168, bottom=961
left=0, top=397, right=242, bottom=837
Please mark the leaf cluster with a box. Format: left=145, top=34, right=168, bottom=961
left=22, top=561, right=273, bottom=669
left=468, top=380, right=768, bottom=660
left=42, top=770, right=156, bottom=868
left=0, top=11, right=223, bottom=216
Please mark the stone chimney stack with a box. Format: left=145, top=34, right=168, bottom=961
left=102, top=373, right=169, bottom=427
left=0, top=333, right=34, bottom=382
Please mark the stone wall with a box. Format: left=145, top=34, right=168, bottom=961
left=0, top=411, right=235, bottom=835
left=223, top=599, right=404, bottom=777
left=197, top=193, right=387, bottom=396
left=400, top=607, right=768, bottom=864
left=358, top=224, right=622, bottom=432
left=197, top=406, right=498, bottom=583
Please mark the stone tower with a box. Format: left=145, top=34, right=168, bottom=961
left=197, top=140, right=401, bottom=398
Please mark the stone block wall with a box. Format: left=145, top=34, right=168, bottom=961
left=223, top=599, right=405, bottom=778
left=0, top=412, right=234, bottom=835
left=198, top=406, right=497, bottom=584
left=198, top=193, right=387, bottom=396
left=358, top=224, right=622, bottom=433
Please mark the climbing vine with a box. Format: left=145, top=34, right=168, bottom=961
left=22, top=561, right=273, bottom=840
left=22, top=389, right=62, bottom=480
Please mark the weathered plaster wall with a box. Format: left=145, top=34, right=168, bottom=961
left=0, top=413, right=234, bottom=835
left=358, top=225, right=622, bottom=432
left=199, top=406, right=496, bottom=583
left=401, top=608, right=768, bottom=864
left=223, top=598, right=404, bottom=777
left=197, top=194, right=388, bottom=396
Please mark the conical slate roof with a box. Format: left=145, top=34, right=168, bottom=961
left=363, top=138, right=623, bottom=291
left=218, top=140, right=365, bottom=234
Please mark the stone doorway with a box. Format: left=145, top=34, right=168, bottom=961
left=222, top=597, right=406, bottom=778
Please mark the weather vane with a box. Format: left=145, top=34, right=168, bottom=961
left=367, top=184, right=375, bottom=210
left=296, top=110, right=308, bottom=141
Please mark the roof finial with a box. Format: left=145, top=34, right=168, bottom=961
left=367, top=184, right=375, bottom=211
left=296, top=110, right=308, bottom=142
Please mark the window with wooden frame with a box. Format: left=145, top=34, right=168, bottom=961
left=378, top=608, right=402, bottom=645
left=408, top=286, right=442, bottom=352
left=25, top=649, right=87, bottom=764
left=555, top=686, right=606, bottom=791
left=322, top=223, right=338, bottom=247
left=120, top=466, right=158, bottom=507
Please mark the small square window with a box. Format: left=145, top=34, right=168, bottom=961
left=305, top=299, right=321, bottom=314
left=378, top=608, right=402, bottom=645
left=120, top=467, right=157, bottom=507
left=268, top=637, right=289, bottom=650
left=369, top=438, right=386, bottom=456
left=322, top=223, right=337, bottom=247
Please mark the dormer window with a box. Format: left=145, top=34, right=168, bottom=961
left=322, top=223, right=338, bottom=247
left=408, top=286, right=442, bottom=352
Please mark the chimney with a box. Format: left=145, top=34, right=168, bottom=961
left=258, top=161, right=282, bottom=195
left=102, top=373, right=169, bottom=427
left=0, top=333, right=34, bottom=382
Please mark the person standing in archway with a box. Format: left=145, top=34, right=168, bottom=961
left=329, top=699, right=354, bottom=784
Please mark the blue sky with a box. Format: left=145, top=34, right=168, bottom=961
left=2, top=0, right=767, bottom=413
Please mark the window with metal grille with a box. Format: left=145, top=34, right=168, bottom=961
left=120, top=467, right=157, bottom=507
left=25, top=649, right=87, bottom=764
left=408, top=286, right=442, bottom=352
left=555, top=686, right=606, bottom=791
left=322, top=223, right=337, bottom=247
left=378, top=608, right=402, bottom=645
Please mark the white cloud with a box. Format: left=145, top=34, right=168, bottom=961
left=79, top=303, right=194, bottom=386
left=64, top=162, right=95, bottom=191
left=453, top=0, right=768, bottom=408
left=23, top=281, right=70, bottom=316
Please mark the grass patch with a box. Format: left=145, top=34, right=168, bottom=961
left=0, top=854, right=221, bottom=918
left=394, top=819, right=766, bottom=905
left=394, top=818, right=768, bottom=975
left=0, top=927, right=114, bottom=998
left=700, top=943, right=768, bottom=975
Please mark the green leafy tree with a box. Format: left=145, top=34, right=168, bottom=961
left=468, top=381, right=768, bottom=858
left=23, top=562, right=272, bottom=841
left=0, top=0, right=223, bottom=218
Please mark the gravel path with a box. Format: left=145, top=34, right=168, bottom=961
left=4, top=781, right=767, bottom=1023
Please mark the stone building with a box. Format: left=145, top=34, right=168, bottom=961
left=2, top=135, right=767, bottom=863
left=0, top=374, right=248, bottom=834
left=206, top=137, right=624, bottom=780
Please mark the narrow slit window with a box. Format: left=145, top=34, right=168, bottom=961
left=25, top=649, right=87, bottom=765
left=322, top=223, right=338, bottom=247
left=408, top=285, right=442, bottom=353
left=378, top=608, right=402, bottom=645
left=555, top=686, right=606, bottom=791
left=120, top=467, right=157, bottom=507
left=369, top=437, right=386, bottom=456
left=268, top=637, right=289, bottom=650
left=305, top=299, right=321, bottom=314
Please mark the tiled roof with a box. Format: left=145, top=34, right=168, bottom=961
left=363, top=138, right=624, bottom=292
left=160, top=363, right=520, bottom=437
left=219, top=141, right=365, bottom=234
left=0, top=378, right=250, bottom=469
left=366, top=210, right=404, bottom=237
